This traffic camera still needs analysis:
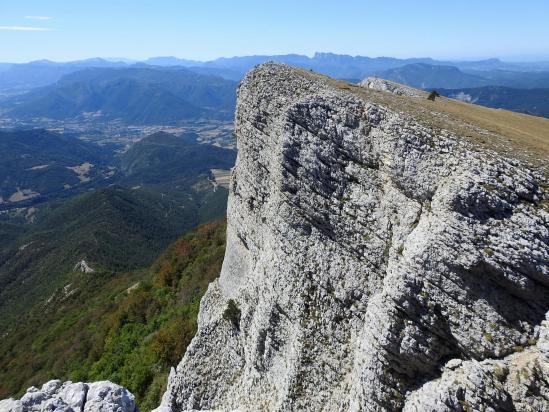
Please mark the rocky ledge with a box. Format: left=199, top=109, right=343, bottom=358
left=0, top=380, right=138, bottom=412
left=154, top=63, right=548, bottom=411
left=359, top=76, right=423, bottom=98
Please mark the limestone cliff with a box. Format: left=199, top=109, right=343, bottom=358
left=155, top=64, right=549, bottom=411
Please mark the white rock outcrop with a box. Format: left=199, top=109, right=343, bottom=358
left=358, top=76, right=423, bottom=98
left=404, top=312, right=549, bottom=411
left=0, top=380, right=138, bottom=412
left=74, top=259, right=95, bottom=274
left=154, top=63, right=548, bottom=411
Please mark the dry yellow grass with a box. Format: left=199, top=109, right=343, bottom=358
left=298, top=68, right=549, bottom=175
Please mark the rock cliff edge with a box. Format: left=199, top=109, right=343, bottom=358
left=156, top=63, right=549, bottom=411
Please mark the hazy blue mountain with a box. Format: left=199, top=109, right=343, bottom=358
left=374, top=63, right=549, bottom=90
left=143, top=56, right=202, bottom=66
left=454, top=59, right=549, bottom=72
left=184, top=66, right=243, bottom=81
left=437, top=86, right=549, bottom=118
left=5, top=67, right=237, bottom=123
left=3, top=54, right=549, bottom=94
left=0, top=64, right=82, bottom=94
left=375, top=63, right=490, bottom=89
left=146, top=53, right=549, bottom=80
left=0, top=64, right=13, bottom=73
left=65, top=58, right=129, bottom=67
left=0, top=59, right=130, bottom=94
left=197, top=53, right=439, bottom=79
left=460, top=69, right=549, bottom=88
left=441, top=58, right=549, bottom=72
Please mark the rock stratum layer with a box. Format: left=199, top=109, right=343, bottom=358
left=156, top=63, right=549, bottom=411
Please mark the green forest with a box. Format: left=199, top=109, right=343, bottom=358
left=0, top=220, right=226, bottom=411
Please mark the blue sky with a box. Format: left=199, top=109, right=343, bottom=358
left=1, top=0, right=548, bottom=63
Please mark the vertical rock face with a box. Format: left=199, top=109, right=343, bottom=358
left=156, top=63, right=549, bottom=411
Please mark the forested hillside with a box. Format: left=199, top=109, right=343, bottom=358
left=0, top=220, right=226, bottom=411
left=0, top=186, right=228, bottom=332
left=0, top=129, right=113, bottom=208
left=119, top=132, right=236, bottom=188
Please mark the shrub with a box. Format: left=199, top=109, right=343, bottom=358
left=427, top=91, right=440, bottom=101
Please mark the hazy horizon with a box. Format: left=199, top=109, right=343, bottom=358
left=2, top=52, right=549, bottom=65
left=1, top=0, right=548, bottom=63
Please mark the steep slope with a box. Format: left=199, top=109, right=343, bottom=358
left=0, top=186, right=227, bottom=332
left=155, top=63, right=548, bottom=411
left=0, top=220, right=225, bottom=411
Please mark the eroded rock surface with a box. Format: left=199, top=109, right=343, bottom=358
left=155, top=63, right=549, bottom=411
left=0, top=380, right=138, bottom=412
left=359, top=76, right=423, bottom=98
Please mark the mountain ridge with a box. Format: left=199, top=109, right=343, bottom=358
left=3, top=53, right=549, bottom=95
left=4, top=67, right=237, bottom=123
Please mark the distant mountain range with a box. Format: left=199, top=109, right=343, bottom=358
left=436, top=86, right=549, bottom=118
left=375, top=64, right=490, bottom=89
left=3, top=67, right=237, bottom=123
left=1, top=53, right=549, bottom=123
left=141, top=53, right=549, bottom=79
left=375, top=63, right=549, bottom=89
left=0, top=58, right=129, bottom=95
left=2, top=53, right=549, bottom=95
left=2, top=53, right=549, bottom=125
